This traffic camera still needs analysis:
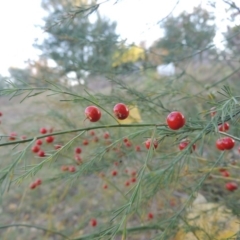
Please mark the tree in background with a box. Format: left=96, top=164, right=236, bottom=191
left=9, top=0, right=119, bottom=87
left=156, top=5, right=216, bottom=64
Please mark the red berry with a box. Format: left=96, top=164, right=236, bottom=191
left=166, top=111, right=185, bottom=130
left=216, top=137, right=235, bottom=151
left=46, top=136, right=54, bottom=143
left=125, top=141, right=132, bottom=147
left=135, top=145, right=141, bottom=152
left=9, top=132, right=17, bottom=141
left=225, top=182, right=238, bottom=191
left=103, top=132, right=110, bottom=139
left=35, top=178, right=42, bottom=186
left=90, top=218, right=97, bottom=227
left=38, top=150, right=45, bottom=157
left=68, top=165, right=76, bottom=172
left=221, top=170, right=230, bottom=177
left=83, top=139, right=89, bottom=145
left=144, top=138, right=158, bottom=150
left=75, top=155, right=82, bottom=164
left=85, top=106, right=101, bottom=122
left=111, top=170, right=118, bottom=176
left=223, top=137, right=235, bottom=150
left=36, top=139, right=43, bottom=145
left=218, top=122, right=230, bottom=132
left=178, top=139, right=196, bottom=151
left=89, top=130, right=95, bottom=136
left=216, top=138, right=225, bottom=151
left=131, top=177, right=137, bottom=183
left=54, top=144, right=62, bottom=149
left=125, top=181, right=130, bottom=187
left=103, top=184, right=108, bottom=189
left=75, top=147, right=82, bottom=154
left=40, top=127, right=47, bottom=134
left=31, top=145, right=40, bottom=153
left=61, top=165, right=69, bottom=171
left=21, top=135, right=27, bottom=140
left=148, top=212, right=154, bottom=220
left=93, top=136, right=99, bottom=142
left=29, top=182, right=37, bottom=189
left=0, top=112, right=2, bottom=117
left=131, top=170, right=137, bottom=177
left=113, top=103, right=129, bottom=120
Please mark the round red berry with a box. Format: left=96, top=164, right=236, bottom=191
left=135, top=145, right=141, bottom=152
left=218, top=122, right=230, bottom=132
left=0, top=112, right=2, bottom=117
left=216, top=138, right=225, bottom=151
left=223, top=137, right=235, bottom=150
left=111, top=170, right=118, bottom=176
left=144, top=138, right=158, bottom=150
left=148, top=212, right=154, bottom=220
left=216, top=137, right=235, bottom=151
left=85, top=106, right=101, bottom=122
left=75, top=147, right=82, bottom=154
left=75, top=155, right=82, bottom=164
left=125, top=181, right=130, bottom=187
left=9, top=132, right=17, bottom=141
left=178, top=139, right=196, bottom=151
left=166, top=111, right=185, bottom=130
left=46, top=136, right=54, bottom=143
left=131, top=170, right=137, bottom=177
left=113, top=103, right=129, bottom=120
left=225, top=182, right=238, bottom=191
left=131, top=177, right=137, bottom=183
left=31, top=145, right=40, bottom=153
left=103, top=132, right=110, bottom=139
left=40, top=127, right=47, bottom=134
left=36, top=139, right=43, bottom=145
left=125, top=141, right=132, bottom=147
left=221, top=170, right=230, bottom=177
left=89, top=130, right=95, bottom=136
left=90, top=218, right=97, bottom=227
left=38, top=150, right=45, bottom=157
left=54, top=144, right=62, bottom=149
left=68, top=165, right=76, bottom=172
left=83, top=139, right=89, bottom=146
left=35, top=178, right=42, bottom=186
left=29, top=182, right=37, bottom=189
left=21, top=135, right=27, bottom=140
left=103, top=184, right=108, bottom=189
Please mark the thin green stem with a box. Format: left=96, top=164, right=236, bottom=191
left=0, top=123, right=164, bottom=147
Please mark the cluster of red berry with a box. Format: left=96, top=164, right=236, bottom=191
left=30, top=127, right=56, bottom=157
left=85, top=103, right=129, bottom=122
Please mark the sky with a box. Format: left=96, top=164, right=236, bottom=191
left=0, top=0, right=230, bottom=76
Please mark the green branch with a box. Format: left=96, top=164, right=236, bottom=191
left=0, top=123, right=165, bottom=147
